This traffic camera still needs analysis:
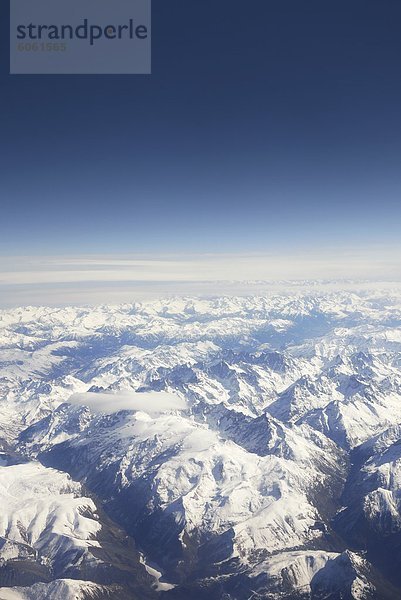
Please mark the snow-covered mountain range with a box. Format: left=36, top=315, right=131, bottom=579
left=0, top=289, right=401, bottom=599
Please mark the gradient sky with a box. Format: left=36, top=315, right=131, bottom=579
left=1, top=0, right=401, bottom=259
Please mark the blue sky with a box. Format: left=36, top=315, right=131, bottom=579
left=1, top=0, right=401, bottom=286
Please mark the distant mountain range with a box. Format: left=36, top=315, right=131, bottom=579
left=0, top=290, right=400, bottom=599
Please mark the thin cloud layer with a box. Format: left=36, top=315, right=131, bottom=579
left=68, top=390, right=187, bottom=416
left=0, top=249, right=400, bottom=306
